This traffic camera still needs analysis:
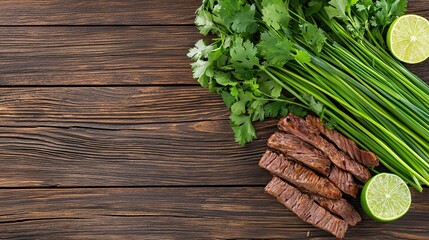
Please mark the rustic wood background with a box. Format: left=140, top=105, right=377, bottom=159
left=0, top=1, right=427, bottom=239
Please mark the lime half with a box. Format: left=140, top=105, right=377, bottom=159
left=387, top=14, right=429, bottom=64
left=361, top=173, right=411, bottom=222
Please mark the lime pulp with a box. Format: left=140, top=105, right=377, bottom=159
left=360, top=173, right=411, bottom=222
left=387, top=14, right=429, bottom=64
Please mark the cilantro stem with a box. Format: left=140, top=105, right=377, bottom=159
left=189, top=0, right=429, bottom=190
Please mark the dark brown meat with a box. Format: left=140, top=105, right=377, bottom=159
left=267, top=132, right=331, bottom=177
left=305, top=115, right=379, bottom=168
left=267, top=131, right=358, bottom=197
left=278, top=114, right=371, bottom=183
left=259, top=150, right=342, bottom=199
left=311, top=195, right=362, bottom=226
left=265, top=177, right=348, bottom=239
left=328, top=165, right=359, bottom=198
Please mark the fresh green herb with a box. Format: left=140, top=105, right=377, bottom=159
left=189, top=0, right=429, bottom=191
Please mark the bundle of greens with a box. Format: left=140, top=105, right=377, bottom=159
left=188, top=0, right=429, bottom=191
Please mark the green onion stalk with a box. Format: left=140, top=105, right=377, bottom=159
left=188, top=0, right=429, bottom=191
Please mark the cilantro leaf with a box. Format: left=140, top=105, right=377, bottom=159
left=261, top=0, right=290, bottom=30
left=250, top=99, right=267, bottom=121
left=231, top=100, right=247, bottom=115
left=243, top=78, right=260, bottom=95
left=220, top=91, right=236, bottom=109
left=305, top=0, right=324, bottom=16
left=325, top=0, right=349, bottom=20
left=264, top=101, right=288, bottom=118
left=214, top=0, right=243, bottom=27
left=191, top=59, right=214, bottom=88
left=214, top=71, right=237, bottom=86
left=197, top=75, right=209, bottom=88
left=230, top=86, right=239, bottom=99
left=230, top=37, right=259, bottom=69
left=303, top=94, right=324, bottom=115
left=258, top=31, right=293, bottom=67
left=295, top=50, right=312, bottom=64
left=238, top=89, right=254, bottom=102
left=230, top=113, right=257, bottom=145
left=260, top=79, right=282, bottom=98
left=355, top=3, right=368, bottom=12
left=195, top=9, right=215, bottom=35
left=389, top=0, right=407, bottom=17
left=187, top=39, right=214, bottom=60
left=373, top=0, right=408, bottom=27
left=191, top=59, right=211, bottom=79
left=350, top=0, right=359, bottom=6
left=231, top=4, right=258, bottom=34
left=300, top=23, right=327, bottom=53
left=289, top=104, right=308, bottom=117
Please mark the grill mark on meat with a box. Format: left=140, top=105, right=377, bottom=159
left=265, top=177, right=349, bottom=239
left=278, top=114, right=371, bottom=183
left=259, top=150, right=342, bottom=199
left=266, top=131, right=358, bottom=197
left=296, top=167, right=358, bottom=199
left=267, top=132, right=331, bottom=177
left=328, top=165, right=359, bottom=198
left=306, top=115, right=379, bottom=168
left=311, top=195, right=362, bottom=226
left=259, top=149, right=278, bottom=168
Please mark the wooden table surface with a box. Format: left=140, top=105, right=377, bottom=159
left=0, top=1, right=428, bottom=239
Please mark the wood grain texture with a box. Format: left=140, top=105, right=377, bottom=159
left=0, top=0, right=424, bottom=26
left=0, top=121, right=275, bottom=187
left=0, top=86, right=278, bottom=187
left=0, top=4, right=427, bottom=86
left=0, top=26, right=200, bottom=86
left=0, top=0, right=199, bottom=26
left=407, top=0, right=429, bottom=18
left=0, top=87, right=227, bottom=127
left=0, top=187, right=427, bottom=239
left=0, top=85, right=426, bottom=188
left=0, top=0, right=427, bottom=239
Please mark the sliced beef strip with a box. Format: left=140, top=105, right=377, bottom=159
left=328, top=165, right=359, bottom=198
left=265, top=177, right=348, bottom=239
left=311, top=195, right=362, bottom=226
left=297, top=164, right=359, bottom=198
left=267, top=132, right=331, bottom=177
left=259, top=150, right=342, bottom=199
left=267, top=131, right=358, bottom=197
left=305, top=115, right=379, bottom=168
left=278, top=114, right=371, bottom=183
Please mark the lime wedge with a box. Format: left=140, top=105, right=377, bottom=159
left=361, top=173, right=411, bottom=222
left=387, top=14, right=429, bottom=64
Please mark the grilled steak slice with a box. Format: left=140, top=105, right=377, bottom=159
left=265, top=177, right=348, bottom=239
left=278, top=114, right=371, bottom=182
left=259, top=150, right=342, bottom=199
left=311, top=195, right=361, bottom=226
left=306, top=115, right=379, bottom=168
left=267, top=132, right=331, bottom=177
left=328, top=165, right=359, bottom=198
left=267, top=132, right=358, bottom=197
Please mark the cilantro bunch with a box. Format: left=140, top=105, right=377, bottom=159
left=188, top=0, right=429, bottom=191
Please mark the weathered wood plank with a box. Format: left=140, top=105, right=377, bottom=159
left=0, top=86, right=278, bottom=187
left=0, top=87, right=227, bottom=127
left=0, top=121, right=275, bottom=187
left=0, top=0, right=425, bottom=26
left=407, top=0, right=429, bottom=18
left=0, top=6, right=427, bottom=86
left=0, top=0, right=199, bottom=26
left=0, top=187, right=427, bottom=239
left=0, top=26, right=201, bottom=86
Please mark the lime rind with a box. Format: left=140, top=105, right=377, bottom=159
left=387, top=14, right=429, bottom=64
left=361, top=173, right=412, bottom=222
